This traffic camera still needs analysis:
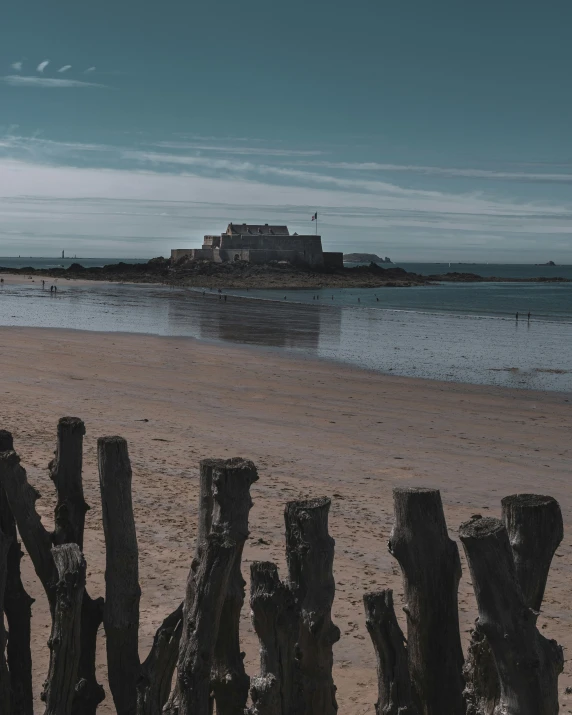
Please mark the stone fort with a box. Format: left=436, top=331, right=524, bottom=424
left=171, top=223, right=343, bottom=268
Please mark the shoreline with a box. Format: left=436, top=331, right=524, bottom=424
left=2, top=280, right=572, bottom=393
left=2, top=326, right=572, bottom=713
left=3, top=260, right=571, bottom=290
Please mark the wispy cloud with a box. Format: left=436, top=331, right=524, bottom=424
left=1, top=75, right=106, bottom=89
left=154, top=141, right=324, bottom=157
left=84, top=66, right=96, bottom=73
left=2, top=134, right=572, bottom=261
left=302, top=160, right=572, bottom=184
left=11, top=61, right=22, bottom=72
left=57, top=65, right=72, bottom=73
left=36, top=60, right=50, bottom=73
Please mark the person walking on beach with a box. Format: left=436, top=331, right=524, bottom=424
left=42, top=280, right=45, bottom=289
left=516, top=311, right=519, bottom=321
left=528, top=311, right=531, bottom=321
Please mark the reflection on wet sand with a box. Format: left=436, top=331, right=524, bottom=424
left=167, top=293, right=338, bottom=350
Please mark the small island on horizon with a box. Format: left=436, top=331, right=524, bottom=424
left=343, top=253, right=392, bottom=263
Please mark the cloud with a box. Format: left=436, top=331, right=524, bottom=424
left=154, top=141, right=324, bottom=157
left=85, top=66, right=96, bottom=73
left=36, top=60, right=50, bottom=73
left=11, top=61, right=22, bottom=72
left=303, top=160, right=572, bottom=184
left=2, top=135, right=572, bottom=261
left=1, top=75, right=105, bottom=89
left=57, top=65, right=72, bottom=73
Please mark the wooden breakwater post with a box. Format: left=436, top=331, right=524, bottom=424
left=0, top=416, right=568, bottom=715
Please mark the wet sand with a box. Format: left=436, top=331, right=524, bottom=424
left=1, top=326, right=571, bottom=713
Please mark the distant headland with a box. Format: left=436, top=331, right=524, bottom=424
left=343, top=253, right=392, bottom=263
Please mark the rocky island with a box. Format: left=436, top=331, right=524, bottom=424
left=0, top=257, right=430, bottom=289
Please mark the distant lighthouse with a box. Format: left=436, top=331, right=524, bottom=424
left=62, top=250, right=65, bottom=259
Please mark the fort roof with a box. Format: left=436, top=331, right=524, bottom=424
left=227, top=223, right=290, bottom=236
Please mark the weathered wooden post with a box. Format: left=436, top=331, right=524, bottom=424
left=167, top=458, right=257, bottom=715
left=209, top=459, right=257, bottom=715
left=502, top=494, right=563, bottom=612
left=463, top=495, right=563, bottom=715
left=248, top=561, right=298, bottom=715
left=0, top=431, right=34, bottom=715
left=285, top=497, right=340, bottom=715
left=0, top=450, right=58, bottom=608
left=99, top=436, right=141, bottom=715
left=41, top=544, right=86, bottom=715
left=137, top=603, right=184, bottom=715
left=363, top=589, right=418, bottom=715
left=50, top=417, right=89, bottom=548
left=51, top=417, right=104, bottom=715
left=460, top=516, right=563, bottom=715
left=0, top=423, right=104, bottom=715
left=0, top=527, right=12, bottom=715
left=388, top=487, right=465, bottom=715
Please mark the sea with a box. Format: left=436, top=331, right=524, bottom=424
left=1, top=259, right=571, bottom=393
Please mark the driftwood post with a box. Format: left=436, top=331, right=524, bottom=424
left=169, top=457, right=257, bottom=715
left=363, top=589, right=418, bottom=715
left=99, top=436, right=141, bottom=715
left=460, top=516, right=563, bottom=715
left=41, top=544, right=86, bottom=715
left=285, top=497, right=340, bottom=715
left=463, top=495, right=563, bottom=715
left=0, top=527, right=12, bottom=715
left=388, top=487, right=465, bottom=715
left=248, top=561, right=298, bottom=715
left=0, top=431, right=34, bottom=715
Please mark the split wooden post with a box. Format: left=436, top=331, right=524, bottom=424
left=388, top=487, right=465, bottom=715
left=463, top=495, right=563, bottom=715
left=0, top=431, right=13, bottom=453
left=50, top=417, right=89, bottom=549
left=248, top=561, right=298, bottom=715
left=285, top=497, right=340, bottom=715
left=41, top=544, right=86, bottom=715
left=51, top=417, right=105, bottom=715
left=98, top=436, right=141, bottom=715
left=136, top=603, right=184, bottom=715
left=502, top=494, right=563, bottom=612
left=0, top=527, right=12, bottom=715
left=210, top=458, right=258, bottom=715
left=460, top=516, right=563, bottom=715
left=0, top=450, right=58, bottom=609
left=0, top=431, right=34, bottom=715
left=363, top=589, right=418, bottom=715
left=171, top=457, right=257, bottom=715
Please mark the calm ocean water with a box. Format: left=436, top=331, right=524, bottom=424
left=0, top=273, right=571, bottom=392
left=0, top=257, right=149, bottom=270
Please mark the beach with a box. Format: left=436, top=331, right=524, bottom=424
left=2, top=274, right=572, bottom=392
left=2, top=326, right=571, bottom=713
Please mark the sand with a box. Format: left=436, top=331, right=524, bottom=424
left=1, top=325, right=571, bottom=713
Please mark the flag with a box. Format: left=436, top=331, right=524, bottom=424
left=311, top=212, right=317, bottom=221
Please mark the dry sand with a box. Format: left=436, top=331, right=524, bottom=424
left=1, top=326, right=571, bottom=713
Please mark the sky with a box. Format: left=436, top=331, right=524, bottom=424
left=1, top=1, right=572, bottom=261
